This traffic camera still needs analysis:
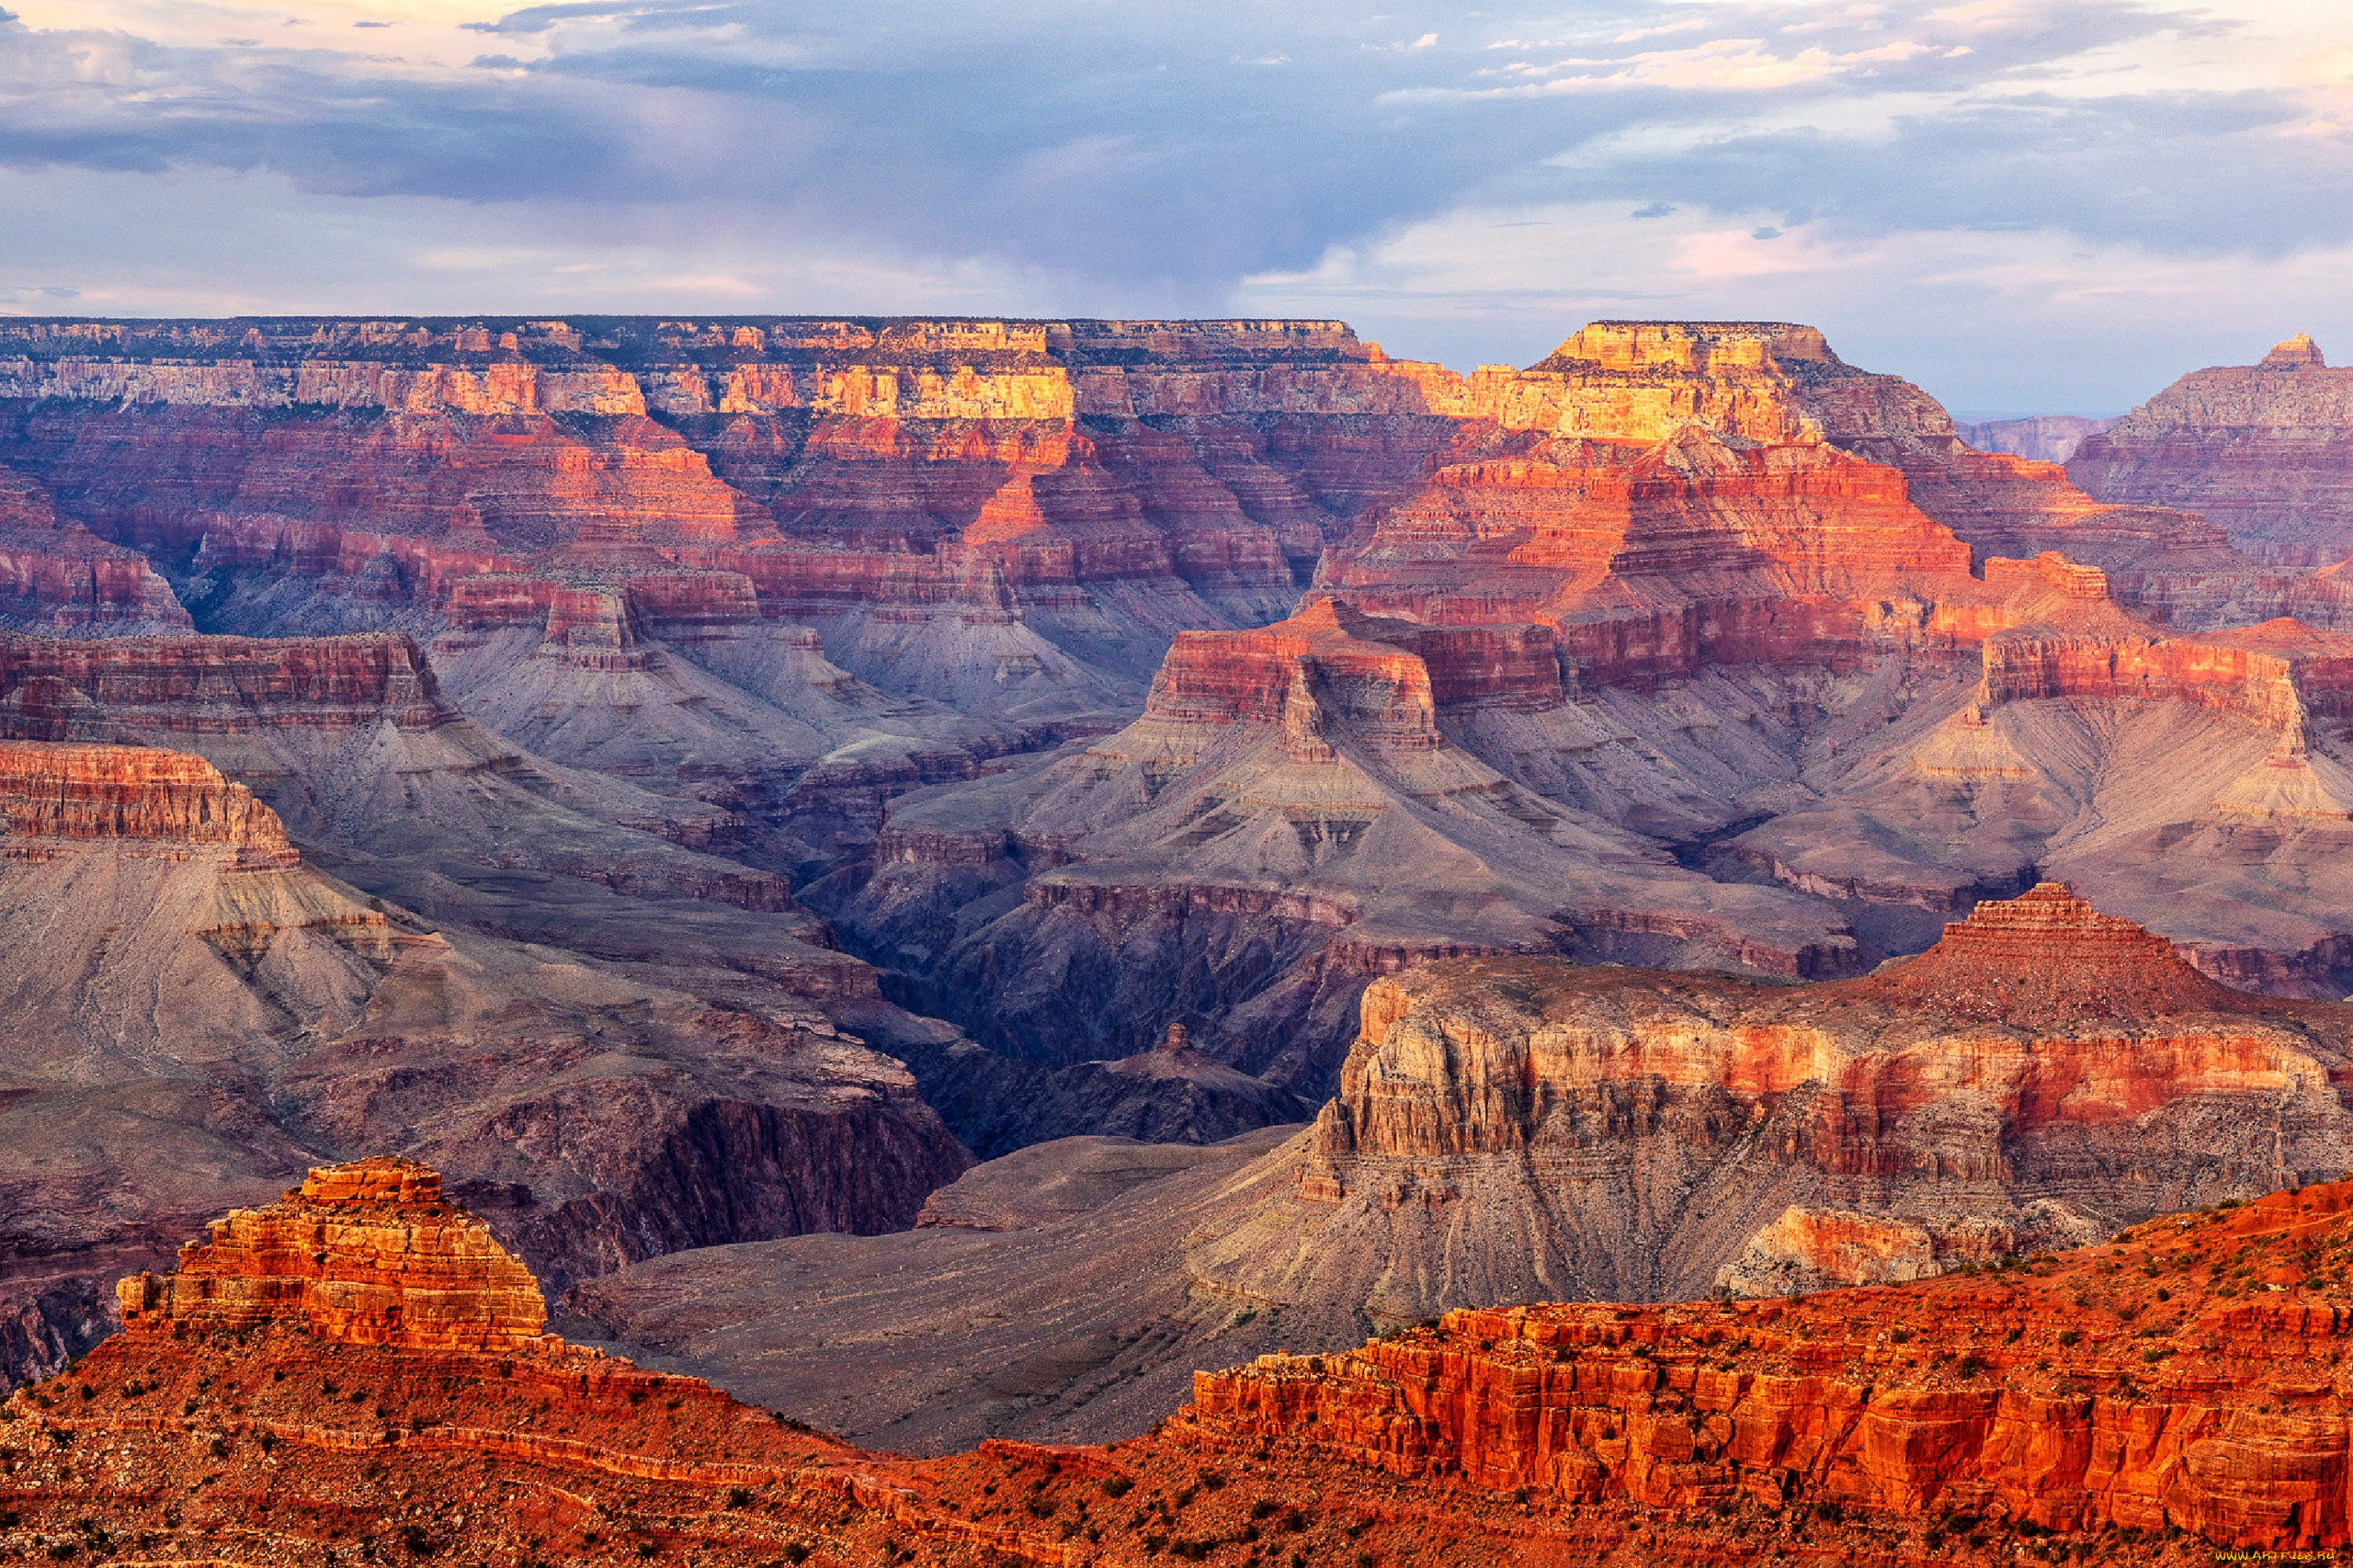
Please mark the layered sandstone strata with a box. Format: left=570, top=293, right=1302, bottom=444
left=118, top=1158, right=547, bottom=1352
left=19, top=1160, right=2353, bottom=1564
left=2073, top=335, right=2353, bottom=564
left=1187, top=1179, right=2353, bottom=1554
left=1174, top=885, right=2353, bottom=1327
left=0, top=314, right=1472, bottom=723
left=1482, top=321, right=2233, bottom=574
left=0, top=461, right=189, bottom=632
left=0, top=738, right=288, bottom=857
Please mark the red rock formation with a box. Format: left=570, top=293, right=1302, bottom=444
left=1170, top=885, right=2353, bottom=1326
left=0, top=627, right=450, bottom=737
left=1975, top=617, right=2353, bottom=730
left=18, top=1157, right=2353, bottom=1565
left=1186, top=1178, right=2353, bottom=1554
left=2073, top=335, right=2353, bottom=565
left=1855, top=881, right=2239, bottom=1024
left=117, top=1158, right=548, bottom=1352
left=0, top=461, right=190, bottom=631
left=1471, top=321, right=2234, bottom=575
left=0, top=738, right=290, bottom=860
left=0, top=315, right=1471, bottom=717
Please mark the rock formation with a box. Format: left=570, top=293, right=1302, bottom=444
left=23, top=1159, right=2353, bottom=1563
left=0, top=734, right=968, bottom=1389
left=820, top=593, right=1860, bottom=1091
left=0, top=315, right=1471, bottom=727
left=1187, top=1178, right=2353, bottom=1556
left=1175, top=884, right=2353, bottom=1327
left=2072, top=334, right=2353, bottom=564
left=820, top=322, right=2289, bottom=1094
left=117, top=1159, right=548, bottom=1352
left=1728, top=604, right=2353, bottom=983
left=581, top=885, right=2353, bottom=1461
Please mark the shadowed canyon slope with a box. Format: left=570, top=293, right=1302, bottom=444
left=0, top=736, right=968, bottom=1388
left=833, top=321, right=2353, bottom=1088
left=579, top=884, right=2353, bottom=1456
left=20, top=1157, right=2353, bottom=1563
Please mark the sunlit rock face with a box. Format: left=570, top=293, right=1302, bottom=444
left=1171, top=884, right=2353, bottom=1326
left=0, top=316, right=1479, bottom=729
left=1187, top=1179, right=2353, bottom=1558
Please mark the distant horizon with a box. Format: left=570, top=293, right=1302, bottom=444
left=0, top=305, right=2300, bottom=421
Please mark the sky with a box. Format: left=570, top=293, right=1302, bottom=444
left=1, top=0, right=2349, bottom=411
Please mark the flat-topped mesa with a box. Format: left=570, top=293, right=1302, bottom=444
left=1862, top=881, right=2244, bottom=1023
left=1539, top=319, right=1837, bottom=375
left=0, top=739, right=291, bottom=861
left=0, top=629, right=455, bottom=740
left=116, top=1156, right=550, bottom=1353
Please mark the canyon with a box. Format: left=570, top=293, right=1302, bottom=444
left=8, top=312, right=2353, bottom=1528
left=2073, top=334, right=2353, bottom=566
left=0, top=732, right=968, bottom=1388
left=579, top=882, right=2353, bottom=1454
left=14, top=1153, right=2353, bottom=1563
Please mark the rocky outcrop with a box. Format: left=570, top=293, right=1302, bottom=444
left=117, top=1158, right=548, bottom=1352
left=1186, top=1178, right=2353, bottom=1554
left=1476, top=321, right=2234, bottom=575
left=0, top=738, right=289, bottom=855
left=0, top=736, right=968, bottom=1387
left=2073, top=335, right=2353, bottom=564
left=1728, top=605, right=2353, bottom=986
left=1176, top=885, right=2353, bottom=1326
left=0, top=627, right=886, bottom=971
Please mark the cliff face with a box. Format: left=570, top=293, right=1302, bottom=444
left=2073, top=335, right=2353, bottom=565
left=0, top=315, right=1472, bottom=726
left=0, top=737, right=289, bottom=855
left=1483, top=321, right=2233, bottom=575
left=1173, top=885, right=2353, bottom=1327
left=21, top=1159, right=2353, bottom=1565
left=0, top=732, right=968, bottom=1389
left=819, top=593, right=1859, bottom=1091
left=1186, top=1179, right=2353, bottom=1555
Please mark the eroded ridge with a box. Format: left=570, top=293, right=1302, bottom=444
left=116, top=1158, right=549, bottom=1354
left=1187, top=1179, right=2353, bottom=1559
left=17, top=1165, right=2353, bottom=1563
left=0, top=737, right=298, bottom=868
